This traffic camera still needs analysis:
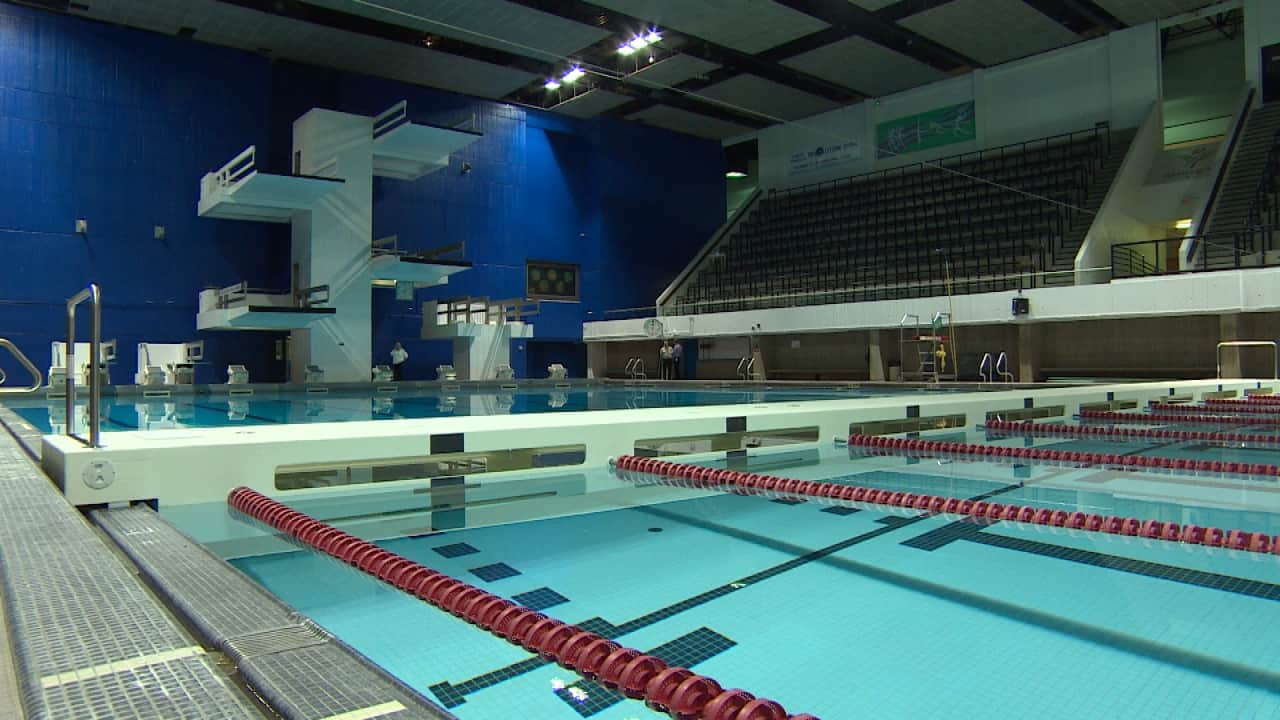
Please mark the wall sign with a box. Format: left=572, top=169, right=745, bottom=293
left=786, top=140, right=861, bottom=177
left=526, top=260, right=579, bottom=301
left=876, top=101, right=976, bottom=159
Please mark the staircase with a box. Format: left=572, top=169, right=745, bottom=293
left=1207, top=104, right=1280, bottom=234
left=1042, top=128, right=1137, bottom=286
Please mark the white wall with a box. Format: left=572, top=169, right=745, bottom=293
left=1076, top=102, right=1165, bottom=281
left=758, top=24, right=1160, bottom=191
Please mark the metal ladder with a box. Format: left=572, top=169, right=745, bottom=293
left=0, top=339, right=43, bottom=394
left=995, top=352, right=1015, bottom=383
left=979, top=352, right=1015, bottom=383
left=65, top=284, right=103, bottom=448
left=736, top=356, right=756, bottom=381
left=624, top=357, right=647, bottom=381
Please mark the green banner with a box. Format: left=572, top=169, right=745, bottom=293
left=876, top=101, right=976, bottom=159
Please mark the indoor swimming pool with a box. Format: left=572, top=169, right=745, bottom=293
left=180, top=412, right=1280, bottom=720
left=2, top=383, right=989, bottom=433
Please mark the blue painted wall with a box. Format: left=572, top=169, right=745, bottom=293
left=0, top=5, right=724, bottom=386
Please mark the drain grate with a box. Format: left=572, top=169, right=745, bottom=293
left=223, top=625, right=330, bottom=663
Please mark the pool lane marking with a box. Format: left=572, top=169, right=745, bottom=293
left=190, top=401, right=283, bottom=424
left=428, top=480, right=1024, bottom=706
left=317, top=701, right=406, bottom=720
left=40, top=645, right=205, bottom=689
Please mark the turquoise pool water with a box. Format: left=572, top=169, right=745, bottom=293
left=214, top=422, right=1280, bottom=719
left=4, top=384, right=963, bottom=433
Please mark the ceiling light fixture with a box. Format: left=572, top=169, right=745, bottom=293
left=544, top=78, right=562, bottom=90
left=562, top=67, right=585, bottom=83
left=726, top=171, right=748, bottom=178
left=619, top=29, right=662, bottom=55
left=1174, top=218, right=1193, bottom=229
left=618, top=43, right=636, bottom=56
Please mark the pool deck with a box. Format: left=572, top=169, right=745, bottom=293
left=0, top=406, right=458, bottom=718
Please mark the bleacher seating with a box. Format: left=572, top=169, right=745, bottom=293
left=674, top=125, right=1111, bottom=313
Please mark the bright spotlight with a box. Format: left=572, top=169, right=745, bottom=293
left=618, top=43, right=637, bottom=56
left=629, top=37, right=648, bottom=50
left=562, top=67, right=585, bottom=83
left=1174, top=218, right=1193, bottom=230
left=644, top=30, right=661, bottom=44
left=544, top=78, right=561, bottom=90
left=726, top=171, right=748, bottom=178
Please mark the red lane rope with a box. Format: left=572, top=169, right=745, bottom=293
left=846, top=431, right=1279, bottom=478
left=1211, top=395, right=1280, bottom=405
left=1200, top=399, right=1280, bottom=412
left=1151, top=402, right=1280, bottom=415
left=227, top=487, right=818, bottom=720
left=1080, top=409, right=1280, bottom=426
left=983, top=418, right=1280, bottom=446
left=610, top=454, right=1280, bottom=555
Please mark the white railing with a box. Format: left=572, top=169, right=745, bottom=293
left=979, top=352, right=992, bottom=383
left=1217, top=341, right=1279, bottom=380
left=373, top=100, right=410, bottom=140
left=202, top=145, right=257, bottom=199
left=996, top=351, right=1014, bottom=382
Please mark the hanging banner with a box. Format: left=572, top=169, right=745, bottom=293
left=876, top=101, right=976, bottom=159
left=786, top=140, right=861, bottom=177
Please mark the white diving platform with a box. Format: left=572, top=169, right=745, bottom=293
left=196, top=284, right=335, bottom=331
left=198, top=145, right=343, bottom=223
left=371, top=101, right=483, bottom=181
left=369, top=254, right=471, bottom=285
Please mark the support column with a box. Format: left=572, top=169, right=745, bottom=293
left=1017, top=322, right=1039, bottom=383
left=868, top=330, right=889, bottom=381
left=586, top=342, right=607, bottom=380
left=1219, top=313, right=1243, bottom=379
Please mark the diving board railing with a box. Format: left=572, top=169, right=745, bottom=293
left=372, top=100, right=411, bottom=140
left=65, top=284, right=102, bottom=448
left=201, top=145, right=257, bottom=198
left=0, top=338, right=42, bottom=394
left=1217, top=340, right=1278, bottom=380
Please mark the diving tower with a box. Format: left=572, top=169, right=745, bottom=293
left=196, top=101, right=482, bottom=381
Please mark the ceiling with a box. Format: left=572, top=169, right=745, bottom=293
left=45, top=0, right=1231, bottom=141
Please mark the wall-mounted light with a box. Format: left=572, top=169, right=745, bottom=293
left=1174, top=218, right=1193, bottom=229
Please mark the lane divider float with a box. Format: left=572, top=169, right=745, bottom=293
left=610, top=454, right=1280, bottom=555
left=227, top=487, right=817, bottom=720
left=983, top=418, right=1280, bottom=446
left=1079, top=409, right=1280, bottom=426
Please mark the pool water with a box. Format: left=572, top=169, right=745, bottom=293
left=217, top=423, right=1280, bottom=719
left=4, top=384, right=965, bottom=433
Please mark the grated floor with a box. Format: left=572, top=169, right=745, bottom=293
left=0, top=431, right=261, bottom=719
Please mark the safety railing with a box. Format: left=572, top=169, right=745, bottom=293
left=995, top=351, right=1014, bottom=382
left=66, top=284, right=102, bottom=448
left=1188, top=88, right=1254, bottom=263
left=1247, top=127, right=1280, bottom=228
left=201, top=145, right=257, bottom=199
left=978, top=353, right=992, bottom=383
left=0, top=338, right=43, bottom=394
left=372, top=100, right=411, bottom=140
left=1113, top=226, right=1279, bottom=279
left=371, top=235, right=466, bottom=263
left=1217, top=341, right=1278, bottom=380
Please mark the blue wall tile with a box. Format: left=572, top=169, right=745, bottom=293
left=0, top=4, right=724, bottom=385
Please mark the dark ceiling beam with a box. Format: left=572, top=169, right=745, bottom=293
left=1019, top=0, right=1126, bottom=34
left=770, top=0, right=981, bottom=71
left=216, top=0, right=552, bottom=74
left=874, top=0, right=955, bottom=23
left=503, top=0, right=866, bottom=101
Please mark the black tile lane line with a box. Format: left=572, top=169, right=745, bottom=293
left=426, top=482, right=1025, bottom=708
left=906, top=517, right=1280, bottom=604
left=189, top=401, right=283, bottom=425
left=553, top=627, right=736, bottom=717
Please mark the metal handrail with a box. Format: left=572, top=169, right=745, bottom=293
left=0, top=338, right=43, bottom=394
left=736, top=357, right=748, bottom=380
left=978, top=353, right=992, bottom=383
left=1190, top=87, right=1255, bottom=262
left=632, top=359, right=646, bottom=380
left=624, top=357, right=637, bottom=378
left=66, top=284, right=102, bottom=448
left=745, top=357, right=757, bottom=381
left=996, top=352, right=1014, bottom=382
left=1217, top=341, right=1278, bottom=380
left=658, top=187, right=762, bottom=310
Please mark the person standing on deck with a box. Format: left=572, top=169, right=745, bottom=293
left=671, top=339, right=683, bottom=380
left=659, top=340, right=673, bottom=380
left=390, top=341, right=409, bottom=381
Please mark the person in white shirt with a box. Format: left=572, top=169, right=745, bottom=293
left=390, top=342, right=408, bottom=381
left=659, top=341, right=673, bottom=380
